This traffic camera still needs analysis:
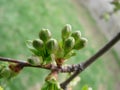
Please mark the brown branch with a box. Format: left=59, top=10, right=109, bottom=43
left=0, top=57, right=55, bottom=70
left=0, top=57, right=82, bottom=73
left=60, top=32, right=120, bottom=89
left=0, top=57, right=89, bottom=73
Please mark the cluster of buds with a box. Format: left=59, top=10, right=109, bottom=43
left=63, top=24, right=87, bottom=50
left=56, top=24, right=87, bottom=64
left=27, top=24, right=87, bottom=66
left=27, top=29, right=59, bottom=65
left=26, top=24, right=87, bottom=90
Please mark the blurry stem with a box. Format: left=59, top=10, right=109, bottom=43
left=60, top=32, right=120, bottom=89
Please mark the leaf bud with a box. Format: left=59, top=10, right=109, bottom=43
left=41, top=77, right=62, bottom=90
left=74, top=37, right=87, bottom=50
left=27, top=56, right=42, bottom=65
left=0, top=67, right=11, bottom=78
left=64, top=37, right=75, bottom=52
left=46, top=38, right=58, bottom=54
left=27, top=58, right=34, bottom=65
left=32, top=39, right=44, bottom=50
left=39, top=29, right=52, bottom=42
left=71, top=31, right=81, bottom=41
left=62, top=24, right=71, bottom=40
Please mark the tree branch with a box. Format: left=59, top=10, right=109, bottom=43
left=0, top=57, right=55, bottom=70
left=60, top=32, right=120, bottom=89
left=0, top=57, right=83, bottom=73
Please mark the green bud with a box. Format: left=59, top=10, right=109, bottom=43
left=27, top=56, right=42, bottom=65
left=32, top=39, right=44, bottom=50
left=62, top=24, right=71, bottom=40
left=46, top=38, right=58, bottom=54
left=74, top=37, right=87, bottom=50
left=27, top=58, right=34, bottom=65
left=71, top=31, right=81, bottom=41
left=0, top=68, right=11, bottom=78
left=64, top=37, right=75, bottom=52
left=41, top=78, right=63, bottom=90
left=39, top=29, right=52, bottom=42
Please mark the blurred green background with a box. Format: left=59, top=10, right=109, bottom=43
left=0, top=0, right=120, bottom=90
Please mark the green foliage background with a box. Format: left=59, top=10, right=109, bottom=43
left=0, top=0, right=119, bottom=90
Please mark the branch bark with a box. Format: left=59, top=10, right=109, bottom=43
left=0, top=57, right=84, bottom=72
left=60, top=32, right=120, bottom=89
left=0, top=57, right=55, bottom=70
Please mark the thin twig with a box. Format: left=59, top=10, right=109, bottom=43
left=0, top=57, right=55, bottom=70
left=60, top=32, right=120, bottom=89
left=0, top=57, right=89, bottom=73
